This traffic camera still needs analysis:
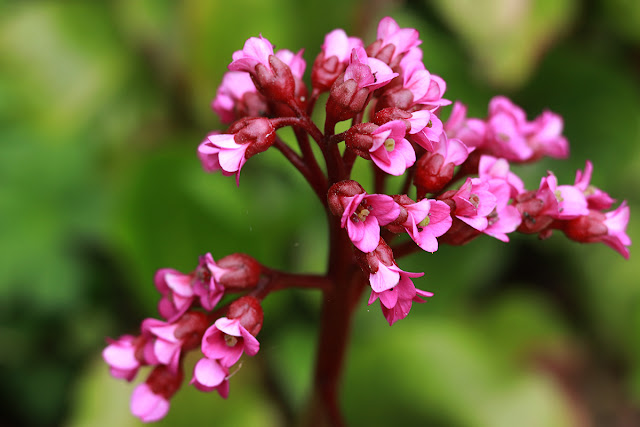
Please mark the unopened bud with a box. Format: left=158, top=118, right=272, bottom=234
left=327, top=180, right=366, bottom=217
left=216, top=253, right=262, bottom=290
left=147, top=365, right=183, bottom=400
left=414, top=152, right=454, bottom=197
left=326, top=78, right=371, bottom=123
left=227, top=296, right=264, bottom=336
left=344, top=123, right=379, bottom=159
left=229, top=117, right=276, bottom=158
left=174, top=311, right=209, bottom=351
left=251, top=55, right=296, bottom=104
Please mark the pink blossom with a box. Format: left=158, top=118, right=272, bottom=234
left=198, top=133, right=249, bottom=182
left=344, top=47, right=397, bottom=91
left=368, top=269, right=431, bottom=325
left=478, top=155, right=525, bottom=198
left=211, top=71, right=258, bottom=124
left=399, top=59, right=450, bottom=111
left=229, top=35, right=274, bottom=73
left=340, top=192, right=400, bottom=253
left=102, top=335, right=141, bottom=381
left=200, top=317, right=260, bottom=368
left=191, top=357, right=229, bottom=397
left=275, top=49, right=306, bottom=80
left=369, top=120, right=416, bottom=175
left=444, top=101, right=486, bottom=148
left=537, top=173, right=589, bottom=220
left=483, top=179, right=522, bottom=242
left=574, top=160, right=615, bottom=210
left=376, top=17, right=421, bottom=62
left=322, top=29, right=364, bottom=64
left=130, top=383, right=170, bottom=423
left=193, top=253, right=226, bottom=311
left=144, top=319, right=183, bottom=373
left=408, top=110, right=444, bottom=151
left=154, top=268, right=195, bottom=322
left=524, top=110, right=569, bottom=160
left=602, top=202, right=631, bottom=259
left=400, top=198, right=452, bottom=252
left=451, top=178, right=497, bottom=231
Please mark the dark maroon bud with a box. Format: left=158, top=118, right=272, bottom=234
left=414, top=152, right=455, bottom=197
left=353, top=238, right=395, bottom=274
left=229, top=117, right=276, bottom=159
left=344, top=122, right=379, bottom=159
left=366, top=40, right=396, bottom=65
left=327, top=180, right=366, bottom=217
left=326, top=77, right=371, bottom=123
left=373, top=107, right=412, bottom=128
left=174, top=311, right=209, bottom=351
left=227, top=296, right=263, bottom=336
left=561, top=212, right=607, bottom=243
left=311, top=53, right=345, bottom=92
left=515, top=192, right=554, bottom=234
left=375, top=87, right=414, bottom=111
left=251, top=55, right=296, bottom=104
left=385, top=194, right=412, bottom=231
left=147, top=365, right=183, bottom=399
left=216, top=253, right=262, bottom=290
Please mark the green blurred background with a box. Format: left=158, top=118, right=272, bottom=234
left=1, top=0, right=639, bottom=426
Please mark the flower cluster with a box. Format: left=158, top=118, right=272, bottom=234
left=103, top=254, right=264, bottom=422
left=106, top=16, right=631, bottom=423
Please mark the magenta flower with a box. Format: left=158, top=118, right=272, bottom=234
left=102, top=335, right=141, bottom=381
left=340, top=192, right=400, bottom=253
left=369, top=120, right=416, bottom=175
left=444, top=101, right=486, bottom=148
left=375, top=16, right=421, bottom=62
left=193, top=253, right=226, bottom=311
left=368, top=269, right=430, bottom=325
left=451, top=178, right=497, bottom=231
left=229, top=35, right=274, bottom=74
left=483, top=179, right=522, bottom=242
left=408, top=110, right=444, bottom=152
left=322, top=29, right=364, bottom=64
left=211, top=71, right=259, bottom=124
left=275, top=49, right=306, bottom=80
left=154, top=268, right=195, bottom=322
left=478, top=155, right=525, bottom=198
left=345, top=47, right=397, bottom=91
left=401, top=198, right=452, bottom=252
left=537, top=173, right=589, bottom=220
left=130, top=383, right=170, bottom=423
left=198, top=133, right=250, bottom=181
left=200, top=317, right=260, bottom=368
left=191, top=357, right=229, bottom=396
left=524, top=110, right=569, bottom=160
left=574, top=160, right=615, bottom=210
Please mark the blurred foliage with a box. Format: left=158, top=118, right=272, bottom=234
left=0, top=0, right=639, bottom=426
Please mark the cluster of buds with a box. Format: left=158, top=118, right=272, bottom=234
left=106, top=16, right=631, bottom=423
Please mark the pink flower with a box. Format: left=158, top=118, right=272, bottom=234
left=444, top=101, right=486, bottom=148
left=375, top=17, right=421, bottom=62
left=478, top=155, right=524, bottom=198
left=102, top=335, right=142, bottom=381
left=130, top=383, right=170, bottom=423
left=368, top=269, right=431, bottom=325
left=451, top=178, right=497, bottom=231
left=200, top=317, right=260, bottom=368
left=198, top=133, right=250, bottom=180
left=524, top=110, right=569, bottom=160
left=401, top=198, right=452, bottom=252
left=193, top=253, right=226, bottom=311
left=275, top=49, right=306, bottom=80
left=345, top=47, right=397, bottom=91
left=574, top=160, right=615, bottom=210
left=408, top=110, right=444, bottom=152
left=229, top=35, right=274, bottom=73
left=211, top=71, right=259, bottom=124
left=562, top=202, right=631, bottom=259
left=154, top=268, right=195, bottom=322
left=399, top=56, right=450, bottom=111
left=322, top=29, right=364, bottom=64
left=341, top=192, right=400, bottom=253
left=191, top=357, right=230, bottom=397
left=537, top=173, right=589, bottom=220
left=483, top=179, right=522, bottom=242
left=369, top=120, right=416, bottom=175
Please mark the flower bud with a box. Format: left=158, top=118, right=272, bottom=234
left=229, top=117, right=276, bottom=159
left=515, top=191, right=554, bottom=234
left=311, top=53, right=344, bottom=92
left=216, top=253, right=262, bottom=290
left=375, top=87, right=413, bottom=111
left=146, top=365, right=183, bottom=401
left=325, top=77, right=371, bottom=123
left=327, top=180, right=365, bottom=217
left=227, top=296, right=264, bottom=336
left=174, top=311, right=209, bottom=351
left=373, top=107, right=412, bottom=128
left=344, top=123, right=379, bottom=158
left=251, top=55, right=296, bottom=104
left=414, top=152, right=455, bottom=197
left=354, top=238, right=394, bottom=275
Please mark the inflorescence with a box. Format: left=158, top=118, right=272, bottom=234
left=103, top=17, right=631, bottom=423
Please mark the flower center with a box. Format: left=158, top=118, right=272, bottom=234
left=384, top=138, right=395, bottom=152
left=469, top=193, right=480, bottom=210
left=224, top=334, right=238, bottom=347
left=554, top=189, right=564, bottom=203
left=352, top=200, right=372, bottom=223
left=418, top=215, right=431, bottom=228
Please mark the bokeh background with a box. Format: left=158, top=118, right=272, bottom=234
left=1, top=0, right=639, bottom=426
